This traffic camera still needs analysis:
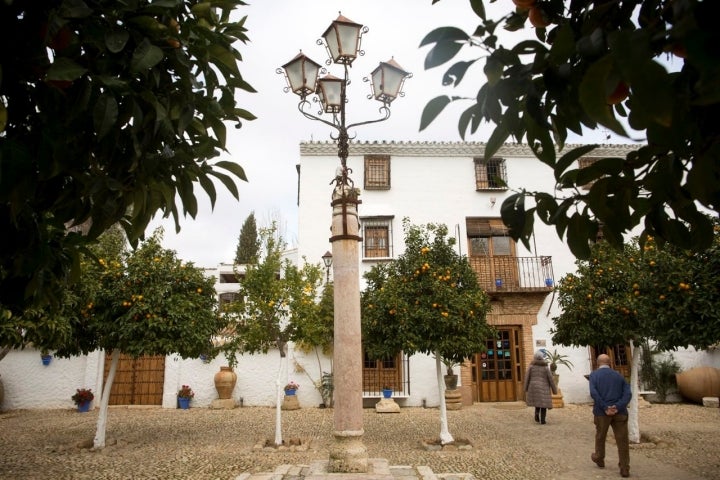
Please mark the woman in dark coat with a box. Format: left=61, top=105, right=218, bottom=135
left=524, top=350, right=558, bottom=424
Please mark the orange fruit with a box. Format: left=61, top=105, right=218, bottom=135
left=607, top=80, right=630, bottom=105
left=528, top=7, right=550, bottom=27
left=513, top=0, right=536, bottom=9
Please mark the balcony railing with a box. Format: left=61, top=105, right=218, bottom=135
left=467, top=255, right=555, bottom=293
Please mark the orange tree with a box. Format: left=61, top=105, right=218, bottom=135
left=552, top=226, right=720, bottom=441
left=552, top=229, right=720, bottom=351
left=37, top=226, right=223, bottom=449
left=220, top=225, right=326, bottom=446
left=0, top=1, right=255, bottom=318
left=420, top=0, right=719, bottom=258
left=362, top=219, right=493, bottom=444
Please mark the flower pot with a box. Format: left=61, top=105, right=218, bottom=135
left=214, top=366, right=237, bottom=400
left=444, top=374, right=458, bottom=390
left=41, top=354, right=52, bottom=366
left=77, top=401, right=91, bottom=413
left=382, top=388, right=392, bottom=399
left=178, top=397, right=191, bottom=409
left=285, top=388, right=297, bottom=396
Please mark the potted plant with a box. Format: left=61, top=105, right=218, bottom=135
left=177, top=385, right=194, bottom=409
left=71, top=388, right=94, bottom=412
left=542, top=349, right=574, bottom=386
left=442, top=357, right=459, bottom=390
left=284, top=381, right=299, bottom=396
left=382, top=384, right=393, bottom=399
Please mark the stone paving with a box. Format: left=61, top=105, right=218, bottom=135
left=0, top=400, right=718, bottom=479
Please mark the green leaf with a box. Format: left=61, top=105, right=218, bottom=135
left=207, top=170, right=240, bottom=200
left=567, top=213, right=591, bottom=259
left=46, top=58, right=87, bottom=81
left=105, top=29, right=130, bottom=53
left=469, top=0, right=486, bottom=20
left=484, top=122, right=510, bottom=161
left=424, top=41, right=465, bottom=70
left=578, top=56, right=627, bottom=136
left=500, top=193, right=526, bottom=239
left=131, top=39, right=164, bottom=73
left=483, top=56, right=503, bottom=86
left=420, top=96, right=452, bottom=131
left=214, top=160, right=247, bottom=182
left=59, top=0, right=93, bottom=18
left=419, top=27, right=470, bottom=47
left=555, top=145, right=599, bottom=181
left=93, top=95, right=119, bottom=140
left=443, top=60, right=476, bottom=87
left=207, top=44, right=241, bottom=76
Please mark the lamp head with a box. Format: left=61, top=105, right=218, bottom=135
left=281, top=52, right=322, bottom=99
left=370, top=57, right=411, bottom=105
left=321, top=14, right=364, bottom=65
left=322, top=251, right=333, bottom=268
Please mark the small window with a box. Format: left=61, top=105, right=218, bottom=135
left=219, top=292, right=240, bottom=310
left=364, top=155, right=390, bottom=190
left=361, top=216, right=393, bottom=259
left=474, top=158, right=507, bottom=190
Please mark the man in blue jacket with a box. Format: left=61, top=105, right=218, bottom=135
left=589, top=353, right=632, bottom=478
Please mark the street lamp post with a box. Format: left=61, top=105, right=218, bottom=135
left=280, top=13, right=410, bottom=474
left=322, top=251, right=333, bottom=284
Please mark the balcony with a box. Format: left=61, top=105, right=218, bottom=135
left=468, top=255, right=555, bottom=293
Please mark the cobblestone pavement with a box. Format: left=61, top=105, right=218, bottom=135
left=0, top=401, right=718, bottom=479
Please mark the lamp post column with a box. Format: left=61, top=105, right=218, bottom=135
left=328, top=164, right=367, bottom=473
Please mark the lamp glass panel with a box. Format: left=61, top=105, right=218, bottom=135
left=380, top=66, right=406, bottom=98
left=318, top=79, right=342, bottom=109
left=336, top=23, right=360, bottom=59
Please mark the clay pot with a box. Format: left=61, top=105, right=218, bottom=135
left=214, top=366, right=237, bottom=400
left=444, top=374, right=458, bottom=390
left=675, top=366, right=720, bottom=403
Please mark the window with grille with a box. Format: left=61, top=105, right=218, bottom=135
left=361, top=216, right=393, bottom=259
left=474, top=158, right=507, bottom=190
left=364, top=155, right=391, bottom=189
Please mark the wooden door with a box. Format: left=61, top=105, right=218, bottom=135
left=590, top=345, right=631, bottom=380
left=103, top=354, right=165, bottom=405
left=472, top=327, right=524, bottom=402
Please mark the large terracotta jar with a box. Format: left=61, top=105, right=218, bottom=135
left=214, top=366, right=237, bottom=400
left=676, top=366, right=720, bottom=403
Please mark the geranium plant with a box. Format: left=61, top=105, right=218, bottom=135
left=284, top=381, right=299, bottom=392
left=71, top=388, right=94, bottom=405
left=177, top=385, right=195, bottom=399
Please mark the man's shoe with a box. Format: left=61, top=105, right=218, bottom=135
left=620, top=468, right=630, bottom=477
left=591, top=453, right=605, bottom=468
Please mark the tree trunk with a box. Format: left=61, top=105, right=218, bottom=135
left=628, top=340, right=640, bottom=444
left=274, top=348, right=287, bottom=446
left=435, top=352, right=453, bottom=444
left=0, top=346, right=10, bottom=362
left=94, top=348, right=120, bottom=449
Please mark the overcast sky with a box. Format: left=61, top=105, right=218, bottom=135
left=148, top=0, right=625, bottom=267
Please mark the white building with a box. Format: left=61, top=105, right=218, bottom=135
left=295, top=140, right=720, bottom=406
left=2, top=141, right=718, bottom=411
